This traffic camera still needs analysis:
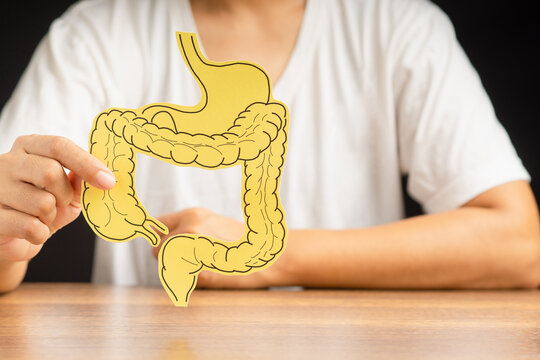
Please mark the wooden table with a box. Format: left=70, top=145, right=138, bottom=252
left=1, top=284, right=539, bottom=359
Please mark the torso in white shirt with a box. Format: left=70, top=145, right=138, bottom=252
left=0, top=0, right=528, bottom=286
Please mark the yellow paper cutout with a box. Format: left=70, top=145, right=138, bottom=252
left=81, top=32, right=289, bottom=306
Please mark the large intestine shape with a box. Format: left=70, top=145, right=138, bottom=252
left=81, top=32, right=289, bottom=306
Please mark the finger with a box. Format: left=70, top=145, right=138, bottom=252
left=0, top=237, right=43, bottom=262
left=0, top=208, right=49, bottom=245
left=157, top=208, right=213, bottom=235
left=49, top=204, right=81, bottom=235
left=152, top=232, right=170, bottom=259
left=196, top=271, right=238, bottom=289
left=13, top=154, right=73, bottom=208
left=68, top=171, right=82, bottom=206
left=196, top=271, right=211, bottom=288
left=14, top=135, right=116, bottom=190
left=154, top=212, right=189, bottom=257
left=156, top=212, right=183, bottom=229
left=0, top=181, right=57, bottom=226
left=46, top=172, right=82, bottom=235
left=152, top=244, right=160, bottom=259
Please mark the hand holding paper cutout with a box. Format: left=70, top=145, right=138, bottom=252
left=81, top=32, right=289, bottom=306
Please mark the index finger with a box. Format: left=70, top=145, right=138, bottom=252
left=16, top=135, right=116, bottom=190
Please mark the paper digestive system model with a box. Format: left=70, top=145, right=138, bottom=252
left=81, top=32, right=289, bottom=306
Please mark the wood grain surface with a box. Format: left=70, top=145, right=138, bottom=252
left=1, top=283, right=539, bottom=359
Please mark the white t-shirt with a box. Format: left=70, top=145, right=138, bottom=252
left=0, top=0, right=530, bottom=286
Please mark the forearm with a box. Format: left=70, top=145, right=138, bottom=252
left=0, top=259, right=27, bottom=293
left=279, top=206, right=540, bottom=289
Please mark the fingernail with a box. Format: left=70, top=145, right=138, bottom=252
left=96, top=170, right=116, bottom=189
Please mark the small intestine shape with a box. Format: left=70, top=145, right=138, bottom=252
left=81, top=32, right=288, bottom=306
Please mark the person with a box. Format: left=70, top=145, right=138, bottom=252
left=0, top=0, right=538, bottom=293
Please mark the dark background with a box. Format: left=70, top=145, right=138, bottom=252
left=0, top=0, right=538, bottom=282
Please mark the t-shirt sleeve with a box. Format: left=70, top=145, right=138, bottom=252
left=393, top=1, right=530, bottom=213
left=0, top=13, right=106, bottom=154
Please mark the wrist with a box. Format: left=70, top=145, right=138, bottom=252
left=269, top=229, right=303, bottom=287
